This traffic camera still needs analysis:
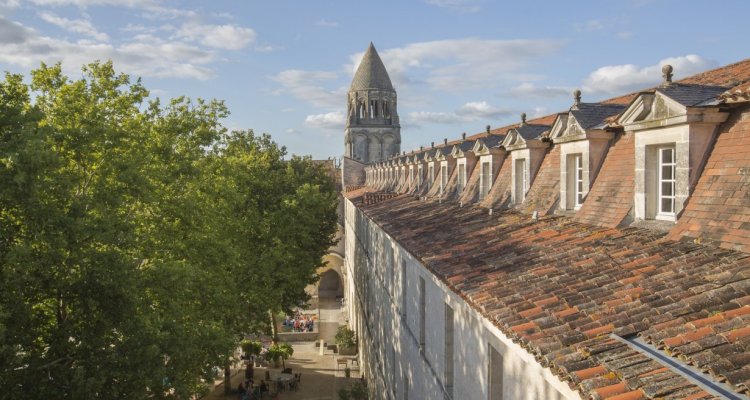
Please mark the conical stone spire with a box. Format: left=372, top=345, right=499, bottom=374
left=350, top=42, right=394, bottom=92
left=344, top=43, right=400, bottom=164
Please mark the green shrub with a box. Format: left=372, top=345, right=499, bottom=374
left=334, top=326, right=356, bottom=347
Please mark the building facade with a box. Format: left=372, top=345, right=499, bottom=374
left=342, top=53, right=750, bottom=400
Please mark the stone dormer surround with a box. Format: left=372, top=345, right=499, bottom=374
left=551, top=93, right=627, bottom=212
left=463, top=135, right=505, bottom=206
left=502, top=115, right=551, bottom=205
left=396, top=156, right=409, bottom=193
left=422, top=147, right=441, bottom=197
left=450, top=139, right=477, bottom=202
left=406, top=153, right=424, bottom=195
left=618, top=75, right=730, bottom=222
left=424, top=144, right=456, bottom=199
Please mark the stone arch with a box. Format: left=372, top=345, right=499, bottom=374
left=318, top=267, right=343, bottom=299
left=383, top=134, right=396, bottom=159
left=369, top=135, right=382, bottom=163
left=354, top=134, right=368, bottom=162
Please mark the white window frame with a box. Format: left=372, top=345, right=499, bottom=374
left=456, top=162, right=466, bottom=193
left=514, top=158, right=527, bottom=204
left=417, top=165, right=423, bottom=187
left=479, top=160, right=491, bottom=200
left=440, top=163, right=448, bottom=195
left=656, top=146, right=676, bottom=219
left=566, top=153, right=584, bottom=210
left=428, top=164, right=434, bottom=187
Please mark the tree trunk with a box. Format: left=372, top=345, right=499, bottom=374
left=269, top=310, right=279, bottom=343
left=223, top=357, right=232, bottom=395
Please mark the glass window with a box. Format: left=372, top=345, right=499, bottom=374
left=440, top=164, right=448, bottom=195
left=658, top=147, right=676, bottom=215
left=457, top=163, right=466, bottom=193
left=515, top=159, right=526, bottom=204
left=480, top=161, right=491, bottom=200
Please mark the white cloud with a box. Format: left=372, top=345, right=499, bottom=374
left=315, top=19, right=338, bottom=28
left=175, top=22, right=256, bottom=50
left=424, top=0, right=481, bottom=12
left=271, top=69, right=345, bottom=108
left=616, top=31, right=633, bottom=40
left=304, top=111, right=345, bottom=130
left=407, top=101, right=512, bottom=126
left=39, top=11, right=109, bottom=41
left=0, top=0, right=20, bottom=8
left=582, top=54, right=718, bottom=95
left=347, top=38, right=562, bottom=92
left=286, top=128, right=301, bottom=134
left=575, top=19, right=604, bottom=32
left=506, top=82, right=571, bottom=98
left=29, top=0, right=154, bottom=6
left=0, top=15, right=219, bottom=80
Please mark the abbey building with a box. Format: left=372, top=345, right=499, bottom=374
left=340, top=44, right=750, bottom=400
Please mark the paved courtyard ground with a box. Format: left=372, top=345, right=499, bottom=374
left=204, top=341, right=362, bottom=400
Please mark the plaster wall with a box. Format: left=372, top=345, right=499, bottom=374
left=344, top=198, right=581, bottom=400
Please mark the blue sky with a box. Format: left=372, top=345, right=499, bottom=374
left=1, top=0, right=748, bottom=159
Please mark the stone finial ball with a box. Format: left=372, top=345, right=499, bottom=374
left=521, top=112, right=527, bottom=122
left=662, top=64, right=673, bottom=75
left=573, top=89, right=582, bottom=99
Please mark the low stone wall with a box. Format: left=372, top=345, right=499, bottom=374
left=278, top=331, right=319, bottom=342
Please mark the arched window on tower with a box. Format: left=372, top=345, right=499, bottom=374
left=370, top=100, right=378, bottom=119
left=383, top=101, right=390, bottom=118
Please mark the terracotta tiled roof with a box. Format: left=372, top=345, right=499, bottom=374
left=574, top=132, right=636, bottom=228
left=356, top=196, right=750, bottom=398
left=520, top=146, right=560, bottom=217
left=667, top=103, right=750, bottom=251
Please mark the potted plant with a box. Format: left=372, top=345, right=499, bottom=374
left=240, top=339, right=262, bottom=359
left=265, top=342, right=294, bottom=369
left=334, top=326, right=357, bottom=356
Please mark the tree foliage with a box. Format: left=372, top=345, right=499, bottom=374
left=0, top=61, right=338, bottom=398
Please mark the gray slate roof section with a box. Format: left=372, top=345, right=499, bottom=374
left=571, top=103, right=627, bottom=129
left=457, top=140, right=476, bottom=152
left=350, top=43, right=395, bottom=92
left=482, top=134, right=504, bottom=148
left=515, top=124, right=550, bottom=141
left=656, top=83, right=730, bottom=106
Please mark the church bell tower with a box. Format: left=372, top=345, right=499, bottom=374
left=345, top=42, right=400, bottom=164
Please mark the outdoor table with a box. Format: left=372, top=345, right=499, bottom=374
left=277, top=373, right=294, bottom=390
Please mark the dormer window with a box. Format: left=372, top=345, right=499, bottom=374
left=440, top=163, right=448, bottom=195
left=617, top=67, right=730, bottom=222
left=514, top=158, right=527, bottom=204
left=654, top=145, right=676, bottom=218
left=409, top=166, right=414, bottom=187
left=479, top=161, right=491, bottom=200
left=567, top=153, right=584, bottom=209
left=417, top=164, right=423, bottom=187
left=428, top=164, right=434, bottom=187
left=457, top=162, right=466, bottom=193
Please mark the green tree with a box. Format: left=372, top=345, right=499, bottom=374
left=0, top=61, right=339, bottom=398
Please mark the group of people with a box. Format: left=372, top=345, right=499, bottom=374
left=282, top=312, right=314, bottom=332
left=237, top=376, right=268, bottom=400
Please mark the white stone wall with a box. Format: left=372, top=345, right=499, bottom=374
left=344, top=198, right=582, bottom=400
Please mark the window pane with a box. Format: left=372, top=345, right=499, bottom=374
left=661, top=148, right=674, bottom=163
left=661, top=198, right=673, bottom=213
left=661, top=165, right=673, bottom=180
left=661, top=181, right=674, bottom=197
